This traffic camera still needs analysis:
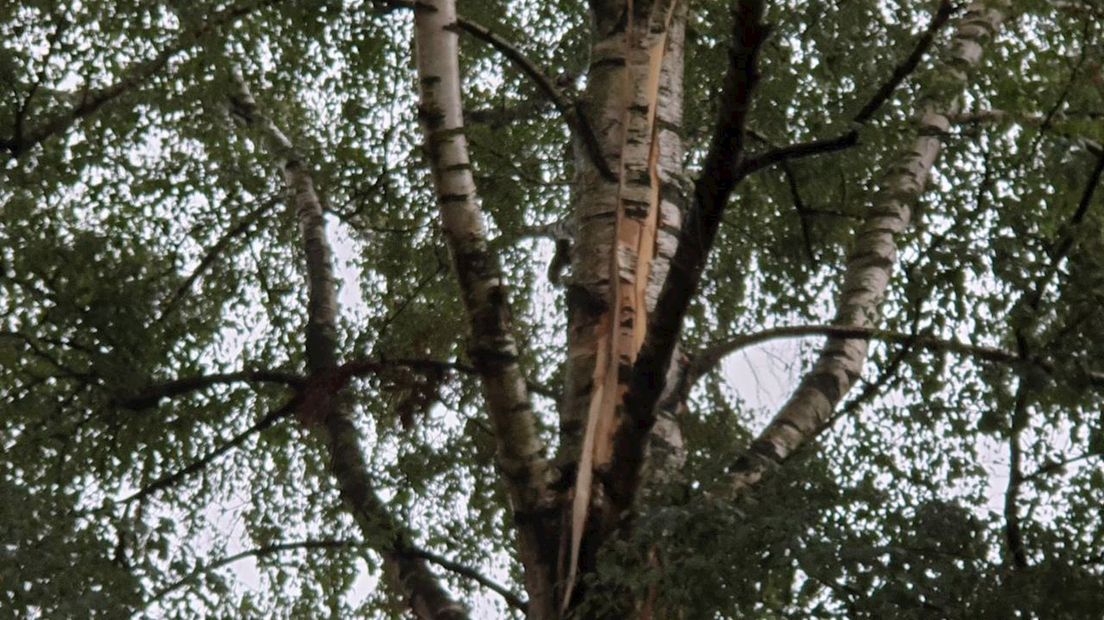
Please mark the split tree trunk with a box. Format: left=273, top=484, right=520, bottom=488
left=559, top=0, right=689, bottom=610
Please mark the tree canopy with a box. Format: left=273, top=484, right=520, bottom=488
left=2, top=0, right=1103, bottom=618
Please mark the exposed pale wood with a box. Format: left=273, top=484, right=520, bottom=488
left=562, top=0, right=685, bottom=611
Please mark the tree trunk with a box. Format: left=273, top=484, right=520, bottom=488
left=412, top=1, right=560, bottom=616
left=559, top=0, right=688, bottom=610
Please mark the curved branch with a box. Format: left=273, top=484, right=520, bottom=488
left=149, top=540, right=527, bottom=613
left=691, top=324, right=1103, bottom=381
left=373, top=0, right=613, bottom=179
left=158, top=193, right=281, bottom=321
left=737, top=0, right=957, bottom=176
left=449, top=19, right=615, bottom=180
left=725, top=2, right=1009, bottom=495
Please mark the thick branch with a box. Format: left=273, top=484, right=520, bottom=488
left=229, top=68, right=467, bottom=619
left=115, top=368, right=303, bottom=410
left=737, top=0, right=957, bottom=176
left=726, top=2, right=1008, bottom=495
left=1, top=1, right=270, bottom=160
left=610, top=0, right=769, bottom=512
left=1003, top=386, right=1029, bottom=569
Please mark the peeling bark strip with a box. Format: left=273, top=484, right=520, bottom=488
left=604, top=0, right=768, bottom=519
left=561, top=0, right=688, bottom=609
left=728, top=1, right=1008, bottom=494
left=228, top=70, right=467, bottom=620
left=411, top=2, right=559, bottom=616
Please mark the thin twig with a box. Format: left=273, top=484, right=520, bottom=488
left=689, top=323, right=1104, bottom=388
left=372, top=0, right=614, bottom=179
left=410, top=548, right=528, bottom=612
left=1, top=0, right=275, bottom=159
left=737, top=0, right=957, bottom=176
left=119, top=401, right=295, bottom=506
left=158, top=193, right=281, bottom=321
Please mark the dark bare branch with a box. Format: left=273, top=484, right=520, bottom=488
left=737, top=0, right=957, bottom=176
left=372, top=0, right=614, bottom=179
left=449, top=18, right=615, bottom=180
left=1003, top=385, right=1029, bottom=569
left=149, top=540, right=527, bottom=613
left=149, top=539, right=366, bottom=604
left=119, top=401, right=294, bottom=506
left=690, top=323, right=1104, bottom=388
left=115, top=368, right=303, bottom=410
left=1023, top=452, right=1103, bottom=482
left=410, top=548, right=529, bottom=612
left=158, top=193, right=281, bottom=321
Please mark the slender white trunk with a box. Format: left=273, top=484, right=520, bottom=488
left=412, top=2, right=558, bottom=615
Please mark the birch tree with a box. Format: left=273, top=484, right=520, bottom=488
left=3, top=0, right=1104, bottom=617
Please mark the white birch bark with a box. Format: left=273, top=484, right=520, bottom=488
left=729, top=1, right=1008, bottom=494
left=412, top=2, right=558, bottom=615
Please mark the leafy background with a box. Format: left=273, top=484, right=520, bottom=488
left=2, top=0, right=1103, bottom=617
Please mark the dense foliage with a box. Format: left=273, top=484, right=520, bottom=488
left=2, top=0, right=1103, bottom=617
